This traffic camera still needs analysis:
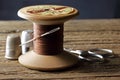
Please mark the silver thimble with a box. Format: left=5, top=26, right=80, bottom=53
left=5, top=34, right=21, bottom=59
left=21, top=30, right=33, bottom=54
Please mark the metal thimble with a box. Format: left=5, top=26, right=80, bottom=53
left=21, top=30, right=33, bottom=54
left=5, top=34, right=21, bottom=59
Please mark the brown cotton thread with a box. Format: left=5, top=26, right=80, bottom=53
left=33, top=23, right=64, bottom=55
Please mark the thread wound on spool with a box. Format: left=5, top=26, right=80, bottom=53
left=33, top=23, right=63, bottom=55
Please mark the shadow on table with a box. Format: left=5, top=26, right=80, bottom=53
left=38, top=55, right=120, bottom=73
left=74, top=55, right=120, bottom=73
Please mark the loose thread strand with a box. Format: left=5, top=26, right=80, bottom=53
left=19, top=27, right=60, bottom=46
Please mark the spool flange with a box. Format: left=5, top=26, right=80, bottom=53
left=18, top=5, right=79, bottom=71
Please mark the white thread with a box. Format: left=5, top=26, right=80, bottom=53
left=19, top=27, right=60, bottom=46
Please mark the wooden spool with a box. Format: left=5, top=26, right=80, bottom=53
left=18, top=5, right=79, bottom=71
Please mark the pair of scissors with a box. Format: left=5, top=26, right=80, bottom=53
left=64, top=48, right=114, bottom=62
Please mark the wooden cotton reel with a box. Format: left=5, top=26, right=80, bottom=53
left=18, top=5, right=79, bottom=71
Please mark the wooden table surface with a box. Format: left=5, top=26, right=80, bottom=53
left=0, top=19, right=120, bottom=80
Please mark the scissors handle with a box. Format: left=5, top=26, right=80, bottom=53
left=64, top=48, right=114, bottom=62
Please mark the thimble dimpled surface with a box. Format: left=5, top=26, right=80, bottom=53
left=5, top=34, right=21, bottom=59
left=21, top=30, right=33, bottom=54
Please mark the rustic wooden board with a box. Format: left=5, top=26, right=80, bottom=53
left=0, top=19, right=120, bottom=80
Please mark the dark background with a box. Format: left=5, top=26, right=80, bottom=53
left=0, top=0, right=120, bottom=20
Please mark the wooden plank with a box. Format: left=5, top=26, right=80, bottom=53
left=0, top=19, right=120, bottom=79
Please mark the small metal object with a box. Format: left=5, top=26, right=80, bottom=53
left=88, top=48, right=114, bottom=58
left=64, top=48, right=104, bottom=62
left=74, top=50, right=104, bottom=62
left=21, top=30, right=33, bottom=54
left=5, top=34, right=21, bottom=59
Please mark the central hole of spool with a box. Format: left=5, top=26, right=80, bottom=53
left=33, top=23, right=63, bottom=55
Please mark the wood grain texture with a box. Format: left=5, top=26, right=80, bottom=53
left=0, top=19, right=120, bottom=80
